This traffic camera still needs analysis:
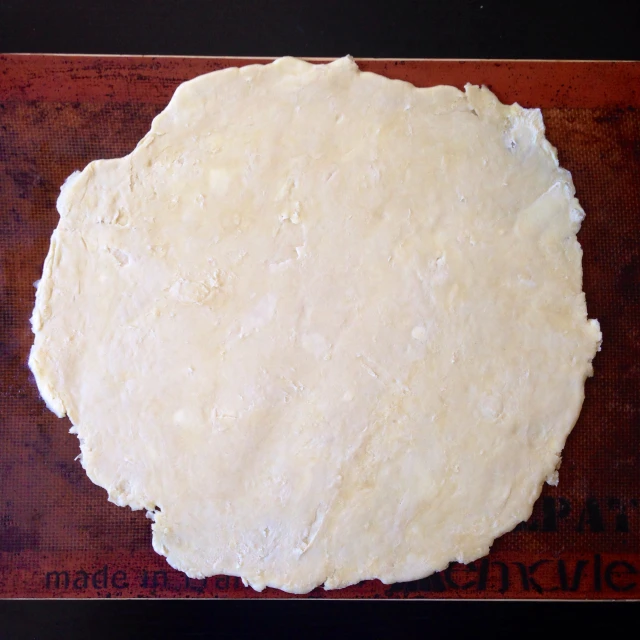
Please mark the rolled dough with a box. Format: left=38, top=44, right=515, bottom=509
left=29, top=56, right=601, bottom=593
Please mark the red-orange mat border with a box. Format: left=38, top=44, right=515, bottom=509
left=1, top=55, right=638, bottom=599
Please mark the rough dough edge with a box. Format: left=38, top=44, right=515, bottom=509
left=28, top=55, right=602, bottom=594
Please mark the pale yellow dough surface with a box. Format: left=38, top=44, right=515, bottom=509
left=30, top=56, right=601, bottom=593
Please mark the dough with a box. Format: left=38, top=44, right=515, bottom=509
left=29, top=56, right=601, bottom=593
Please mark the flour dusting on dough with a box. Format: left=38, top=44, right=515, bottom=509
left=29, top=56, right=601, bottom=594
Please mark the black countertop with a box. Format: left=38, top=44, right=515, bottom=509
left=1, top=0, right=639, bottom=60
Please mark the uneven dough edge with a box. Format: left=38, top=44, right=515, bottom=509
left=29, top=55, right=602, bottom=594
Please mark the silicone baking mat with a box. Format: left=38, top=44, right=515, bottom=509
left=1, top=56, right=639, bottom=599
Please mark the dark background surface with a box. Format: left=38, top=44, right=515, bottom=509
left=1, top=0, right=639, bottom=637
left=0, top=0, right=639, bottom=60
left=1, top=600, right=639, bottom=638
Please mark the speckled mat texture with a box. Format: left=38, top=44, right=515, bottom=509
left=1, top=56, right=638, bottom=598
